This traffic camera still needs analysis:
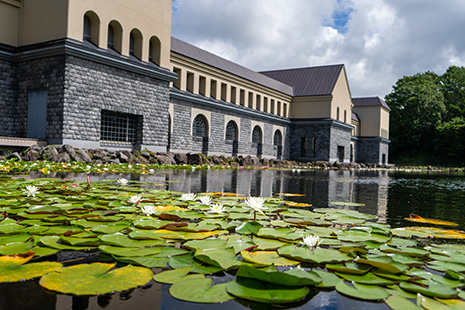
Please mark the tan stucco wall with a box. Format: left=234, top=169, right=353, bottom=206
left=3, top=0, right=172, bottom=67
left=0, top=0, right=21, bottom=46
left=331, top=67, right=353, bottom=123
left=353, top=106, right=389, bottom=138
left=19, top=0, right=68, bottom=46
left=171, top=52, right=292, bottom=117
left=290, top=96, right=331, bottom=119
left=67, top=0, right=172, bottom=67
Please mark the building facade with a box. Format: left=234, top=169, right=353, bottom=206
left=0, top=0, right=390, bottom=164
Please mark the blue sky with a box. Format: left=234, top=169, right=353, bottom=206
left=171, top=0, right=465, bottom=97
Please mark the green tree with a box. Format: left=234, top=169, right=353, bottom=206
left=434, top=117, right=465, bottom=164
left=440, top=66, right=465, bottom=121
left=385, top=72, right=445, bottom=163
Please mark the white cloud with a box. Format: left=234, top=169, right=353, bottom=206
left=172, top=0, right=465, bottom=97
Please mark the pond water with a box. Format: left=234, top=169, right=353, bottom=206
left=3, top=169, right=465, bottom=309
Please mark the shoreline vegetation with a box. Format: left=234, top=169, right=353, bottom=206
left=0, top=144, right=464, bottom=174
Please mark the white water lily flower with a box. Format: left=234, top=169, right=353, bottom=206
left=117, top=178, right=128, bottom=186
left=24, top=185, right=39, bottom=197
left=180, top=193, right=197, bottom=201
left=128, top=195, right=142, bottom=204
left=244, top=197, right=266, bottom=215
left=208, top=203, right=226, bottom=214
left=198, top=196, right=212, bottom=205
left=302, top=235, right=322, bottom=248
left=141, top=205, right=157, bottom=216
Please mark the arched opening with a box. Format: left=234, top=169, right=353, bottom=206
left=129, top=29, right=143, bottom=59
left=83, top=11, right=100, bottom=45
left=107, top=20, right=123, bottom=53
left=273, top=130, right=283, bottom=159
left=193, top=114, right=209, bottom=154
left=252, top=126, right=263, bottom=157
left=344, top=110, right=347, bottom=123
left=226, top=120, right=239, bottom=156
left=149, top=36, right=162, bottom=65
left=336, top=107, right=340, bottom=121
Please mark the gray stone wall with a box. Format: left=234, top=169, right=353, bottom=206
left=16, top=55, right=67, bottom=140
left=63, top=56, right=171, bottom=149
left=0, top=58, right=18, bottom=137
left=289, top=123, right=331, bottom=161
left=170, top=96, right=289, bottom=158
left=357, top=138, right=391, bottom=164
left=329, top=125, right=352, bottom=163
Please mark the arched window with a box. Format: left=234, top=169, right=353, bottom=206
left=83, top=11, right=100, bottom=45
left=107, top=21, right=122, bottom=53
left=129, top=29, right=143, bottom=59
left=252, top=126, right=262, bottom=144
left=336, top=107, right=340, bottom=121
left=149, top=36, right=161, bottom=65
left=225, top=121, right=238, bottom=141
left=344, top=110, right=347, bottom=123
left=273, top=130, right=282, bottom=146
left=192, top=115, right=208, bottom=137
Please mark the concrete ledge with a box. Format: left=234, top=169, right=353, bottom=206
left=0, top=136, right=47, bottom=147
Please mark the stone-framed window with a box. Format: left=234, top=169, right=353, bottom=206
left=301, top=137, right=315, bottom=157
left=100, top=110, right=139, bottom=145
left=273, top=130, right=282, bottom=146
left=192, top=114, right=208, bottom=137
left=252, top=126, right=262, bottom=144
left=225, top=121, right=238, bottom=141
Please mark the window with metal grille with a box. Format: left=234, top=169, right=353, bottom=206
left=226, top=121, right=238, bottom=141
left=101, top=111, right=138, bottom=144
left=193, top=115, right=208, bottom=137
left=252, top=126, right=262, bottom=144
left=301, top=137, right=315, bottom=157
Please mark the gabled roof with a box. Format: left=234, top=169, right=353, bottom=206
left=171, top=37, right=293, bottom=96
left=259, top=64, right=345, bottom=97
left=352, top=97, right=390, bottom=111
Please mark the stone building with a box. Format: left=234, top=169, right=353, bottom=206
left=0, top=0, right=390, bottom=164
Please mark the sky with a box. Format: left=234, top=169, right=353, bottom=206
left=171, top=0, right=465, bottom=98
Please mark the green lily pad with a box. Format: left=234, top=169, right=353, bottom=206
left=98, top=245, right=187, bottom=257
left=313, top=270, right=343, bottom=288
left=385, top=295, right=423, bottom=310
left=170, top=278, right=232, bottom=303
left=227, top=278, right=310, bottom=304
left=236, top=264, right=321, bottom=286
left=252, top=236, right=289, bottom=250
left=335, top=282, right=389, bottom=301
left=194, top=247, right=242, bottom=270
left=427, top=260, right=465, bottom=272
left=355, top=255, right=408, bottom=273
left=112, top=256, right=169, bottom=268
left=399, top=280, right=458, bottom=299
left=336, top=272, right=396, bottom=285
left=169, top=253, right=222, bottom=274
left=241, top=250, right=299, bottom=266
left=277, top=244, right=352, bottom=264
left=98, top=233, right=164, bottom=248
left=326, top=262, right=371, bottom=274
left=39, top=263, right=153, bottom=295
left=153, top=267, right=205, bottom=284
left=235, top=221, right=262, bottom=235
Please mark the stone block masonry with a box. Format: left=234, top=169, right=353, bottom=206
left=0, top=58, right=18, bottom=137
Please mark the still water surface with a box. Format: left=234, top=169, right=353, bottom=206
left=4, top=169, right=465, bottom=309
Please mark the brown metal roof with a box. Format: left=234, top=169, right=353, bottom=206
left=352, top=97, right=391, bottom=111
left=171, top=37, right=293, bottom=96
left=259, top=65, right=344, bottom=97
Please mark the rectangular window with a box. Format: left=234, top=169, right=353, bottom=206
left=263, top=97, right=268, bottom=112
left=230, top=86, right=237, bottom=103
left=101, top=110, right=139, bottom=145
left=270, top=99, right=275, bottom=114
left=210, top=80, right=217, bottom=98
left=199, top=76, right=206, bottom=96
left=221, top=83, right=228, bottom=101
left=283, top=103, right=288, bottom=117
left=173, top=67, right=182, bottom=89
left=186, top=72, right=194, bottom=93
left=301, top=137, right=315, bottom=157
left=277, top=101, right=281, bottom=116
left=248, top=92, right=254, bottom=108
left=239, top=89, right=245, bottom=106
left=256, top=94, right=261, bottom=110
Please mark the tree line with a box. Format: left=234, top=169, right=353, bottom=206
left=385, top=66, right=465, bottom=166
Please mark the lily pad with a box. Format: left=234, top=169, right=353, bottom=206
left=335, top=282, right=389, bottom=301
left=153, top=267, right=205, bottom=284
left=241, top=250, right=299, bottom=266
left=399, top=280, right=459, bottom=299
left=39, top=262, right=153, bottom=295
left=0, top=252, right=62, bottom=283
left=170, top=278, right=232, bottom=303
left=227, top=278, right=310, bottom=304
left=236, top=264, right=321, bottom=286
left=277, top=244, right=352, bottom=264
